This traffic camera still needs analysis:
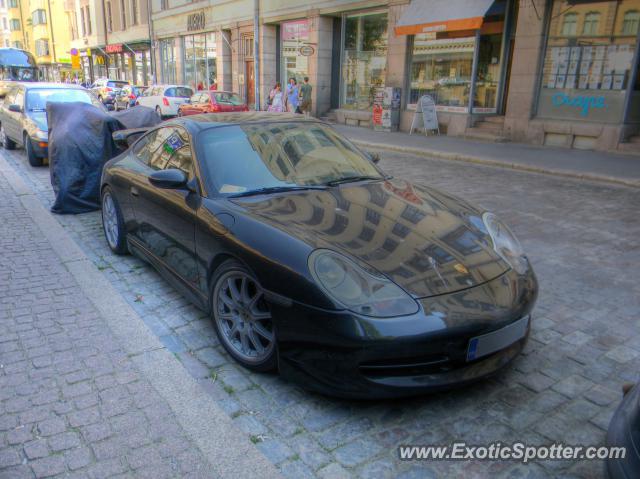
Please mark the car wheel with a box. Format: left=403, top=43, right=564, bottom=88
left=98, top=95, right=103, bottom=103
left=25, top=134, right=42, bottom=167
left=114, top=103, right=119, bottom=111
left=101, top=186, right=128, bottom=255
left=211, top=260, right=277, bottom=372
left=1, top=125, right=15, bottom=150
left=155, top=106, right=162, bottom=119
left=126, top=101, right=131, bottom=109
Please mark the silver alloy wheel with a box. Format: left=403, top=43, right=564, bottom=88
left=214, top=271, right=274, bottom=364
left=102, top=192, right=119, bottom=249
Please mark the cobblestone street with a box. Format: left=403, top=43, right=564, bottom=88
left=1, top=140, right=639, bottom=478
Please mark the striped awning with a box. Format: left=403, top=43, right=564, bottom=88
left=395, top=0, right=495, bottom=35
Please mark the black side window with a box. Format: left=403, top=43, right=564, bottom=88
left=148, top=127, right=192, bottom=176
left=133, top=129, right=158, bottom=165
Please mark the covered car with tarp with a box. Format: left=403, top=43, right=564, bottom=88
left=47, top=103, right=159, bottom=214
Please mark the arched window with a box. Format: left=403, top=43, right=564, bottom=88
left=561, top=12, right=578, bottom=36
left=582, top=12, right=600, bottom=35
left=622, top=10, right=640, bottom=35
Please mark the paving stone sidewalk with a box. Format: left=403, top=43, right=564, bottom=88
left=0, top=168, right=215, bottom=478
left=2, top=138, right=640, bottom=478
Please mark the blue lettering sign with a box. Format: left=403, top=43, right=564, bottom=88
left=551, top=93, right=606, bottom=117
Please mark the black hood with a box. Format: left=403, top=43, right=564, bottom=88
left=232, top=179, right=510, bottom=299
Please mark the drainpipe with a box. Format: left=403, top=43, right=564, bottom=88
left=253, top=0, right=259, bottom=110
left=147, top=0, right=155, bottom=84
left=101, top=0, right=109, bottom=73
left=46, top=0, right=57, bottom=77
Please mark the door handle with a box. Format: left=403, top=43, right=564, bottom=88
left=130, top=186, right=139, bottom=197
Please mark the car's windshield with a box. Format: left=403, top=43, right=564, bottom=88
left=214, top=92, right=243, bottom=105
left=107, top=81, right=128, bottom=89
left=25, top=88, right=100, bottom=111
left=198, top=122, right=384, bottom=196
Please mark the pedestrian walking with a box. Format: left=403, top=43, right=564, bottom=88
left=285, top=78, right=299, bottom=113
left=299, top=77, right=312, bottom=118
left=267, top=82, right=284, bottom=112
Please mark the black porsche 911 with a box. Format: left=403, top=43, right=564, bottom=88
left=100, top=112, right=538, bottom=398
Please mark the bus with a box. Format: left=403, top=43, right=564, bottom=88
left=0, top=47, right=39, bottom=97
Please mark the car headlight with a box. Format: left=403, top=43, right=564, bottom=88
left=308, top=249, right=418, bottom=317
left=482, top=212, right=528, bottom=274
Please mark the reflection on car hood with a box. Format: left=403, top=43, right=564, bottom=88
left=28, top=111, right=48, bottom=132
left=233, top=179, right=510, bottom=298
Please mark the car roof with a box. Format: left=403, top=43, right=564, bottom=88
left=167, top=112, right=320, bottom=131
left=17, top=82, right=88, bottom=90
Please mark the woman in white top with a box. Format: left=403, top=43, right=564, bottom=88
left=267, top=82, right=284, bottom=112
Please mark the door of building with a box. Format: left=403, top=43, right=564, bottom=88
left=246, top=60, right=255, bottom=108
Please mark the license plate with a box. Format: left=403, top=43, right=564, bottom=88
left=467, top=316, right=529, bottom=361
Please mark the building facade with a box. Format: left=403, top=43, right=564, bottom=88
left=148, top=0, right=640, bottom=153
left=69, top=0, right=152, bottom=85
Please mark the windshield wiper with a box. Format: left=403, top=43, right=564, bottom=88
left=326, top=175, right=385, bottom=187
left=228, top=185, right=327, bottom=198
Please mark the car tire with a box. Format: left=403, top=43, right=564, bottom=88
left=126, top=101, right=131, bottom=110
left=114, top=103, right=119, bottom=111
left=101, top=186, right=128, bottom=255
left=155, top=106, right=162, bottom=119
left=25, top=134, right=42, bottom=167
left=1, top=125, right=15, bottom=150
left=211, top=260, right=277, bottom=372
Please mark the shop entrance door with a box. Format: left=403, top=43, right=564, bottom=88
left=246, top=60, right=255, bottom=108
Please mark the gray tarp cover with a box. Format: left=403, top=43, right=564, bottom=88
left=47, top=103, right=159, bottom=214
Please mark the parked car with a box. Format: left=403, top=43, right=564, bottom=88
left=178, top=91, right=248, bottom=116
left=100, top=112, right=538, bottom=398
left=136, top=85, right=193, bottom=118
left=607, top=382, right=640, bottom=478
left=114, top=85, right=148, bottom=111
left=90, top=78, right=129, bottom=109
left=0, top=82, right=104, bottom=166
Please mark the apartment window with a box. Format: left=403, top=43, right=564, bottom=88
left=561, top=12, right=577, bottom=36
left=80, top=7, right=86, bottom=36
left=86, top=6, right=92, bottom=35
left=622, top=10, right=640, bottom=35
left=35, top=39, right=49, bottom=56
left=9, top=18, right=19, bottom=31
left=8, top=0, right=16, bottom=7
left=0, top=1, right=4, bottom=8
left=32, top=9, right=47, bottom=26
left=131, top=0, right=138, bottom=25
left=2, top=18, right=6, bottom=30
left=582, top=12, right=600, bottom=36
left=161, top=0, right=168, bottom=10
left=106, top=2, right=113, bottom=32
left=12, top=41, right=21, bottom=49
left=120, top=0, right=126, bottom=29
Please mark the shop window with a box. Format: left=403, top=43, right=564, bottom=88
left=582, top=12, right=600, bottom=36
left=159, top=38, right=176, bottom=84
left=341, top=11, right=388, bottom=110
left=561, top=13, right=577, bottom=36
left=183, top=32, right=217, bottom=91
left=408, top=35, right=473, bottom=111
left=538, top=0, right=640, bottom=123
left=622, top=10, right=640, bottom=35
left=281, top=20, right=309, bottom=85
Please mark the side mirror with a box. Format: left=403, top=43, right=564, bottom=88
left=112, top=127, right=150, bottom=150
left=149, top=169, right=188, bottom=190
left=8, top=104, right=22, bottom=113
left=370, top=153, right=381, bottom=164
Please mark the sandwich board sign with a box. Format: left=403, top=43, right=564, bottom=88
left=410, top=95, right=440, bottom=135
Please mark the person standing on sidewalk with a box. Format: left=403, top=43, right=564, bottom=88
left=299, top=77, right=312, bottom=118
left=285, top=78, right=299, bottom=113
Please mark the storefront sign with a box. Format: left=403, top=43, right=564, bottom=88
left=551, top=93, right=605, bottom=117
left=105, top=44, right=123, bottom=54
left=537, top=89, right=625, bottom=123
left=299, top=45, right=314, bottom=56
left=282, top=19, right=309, bottom=41
left=187, top=11, right=205, bottom=32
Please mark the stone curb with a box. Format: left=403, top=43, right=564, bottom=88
left=350, top=139, right=640, bottom=190
left=0, top=156, right=283, bottom=479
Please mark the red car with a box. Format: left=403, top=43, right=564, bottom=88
left=178, top=91, right=248, bottom=116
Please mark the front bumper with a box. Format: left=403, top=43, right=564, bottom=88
left=273, top=267, right=537, bottom=399
left=29, top=137, right=48, bottom=158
